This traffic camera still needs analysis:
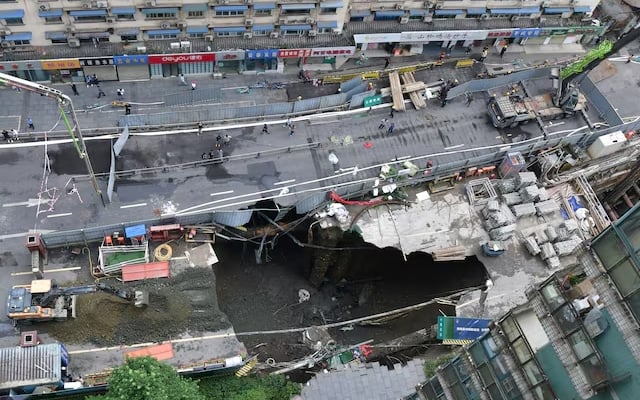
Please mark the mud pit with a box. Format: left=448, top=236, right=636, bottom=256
left=40, top=267, right=230, bottom=346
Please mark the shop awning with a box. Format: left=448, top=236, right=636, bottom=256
left=74, top=31, right=110, bottom=39
left=573, top=6, right=592, bottom=13
left=213, top=26, right=246, bottom=33
left=374, top=10, right=404, bottom=17
left=281, top=3, right=315, bottom=10
left=467, top=8, right=486, bottom=15
left=45, top=31, right=67, bottom=40
left=214, top=5, right=248, bottom=12
left=183, top=3, right=208, bottom=12
left=117, top=28, right=140, bottom=35
left=186, top=26, right=209, bottom=34
left=4, top=32, right=32, bottom=41
left=280, top=24, right=312, bottom=31
left=434, top=9, right=464, bottom=16
left=490, top=7, right=540, bottom=15
left=253, top=3, right=275, bottom=10
left=39, top=9, right=64, bottom=18
left=111, top=7, right=136, bottom=14
left=0, top=10, right=25, bottom=19
left=246, top=49, right=279, bottom=59
left=320, top=2, right=343, bottom=8
left=409, top=9, right=428, bottom=16
left=544, top=7, right=571, bottom=14
left=69, top=9, right=107, bottom=17
left=350, top=10, right=371, bottom=17
left=146, top=29, right=180, bottom=35
left=141, top=8, right=179, bottom=14
left=317, top=21, right=338, bottom=28
left=252, top=24, right=274, bottom=31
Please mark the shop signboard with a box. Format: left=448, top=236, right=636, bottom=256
left=113, top=55, right=149, bottom=65
left=80, top=57, right=115, bottom=66
left=147, top=53, right=215, bottom=64
left=399, top=30, right=489, bottom=42
left=0, top=60, right=38, bottom=71
left=437, top=316, right=491, bottom=341
left=512, top=28, right=542, bottom=38
left=363, top=94, right=382, bottom=108
left=310, top=46, right=356, bottom=57
left=246, top=49, right=279, bottom=59
left=215, top=50, right=245, bottom=61
left=487, top=30, right=513, bottom=38
left=278, top=49, right=312, bottom=58
left=41, top=59, right=81, bottom=70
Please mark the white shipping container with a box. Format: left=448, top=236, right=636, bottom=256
left=587, top=131, right=627, bottom=159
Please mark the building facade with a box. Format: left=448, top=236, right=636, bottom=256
left=410, top=203, right=640, bottom=400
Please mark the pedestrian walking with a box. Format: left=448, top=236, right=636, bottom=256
left=97, top=86, right=106, bottom=98
left=178, top=73, right=187, bottom=86
left=284, top=118, right=292, bottom=128
left=197, top=122, right=203, bottom=136
left=384, top=57, right=390, bottom=69
left=500, top=44, right=508, bottom=58
left=387, top=122, right=395, bottom=134
left=26, top=117, right=35, bottom=130
left=2, top=130, right=10, bottom=141
left=10, top=128, right=19, bottom=141
left=125, top=104, right=131, bottom=115
left=12, top=85, right=21, bottom=92
left=465, top=45, right=472, bottom=55
left=262, top=124, right=269, bottom=134
left=389, top=107, right=395, bottom=119
left=439, top=51, right=446, bottom=61
left=116, top=88, right=125, bottom=99
left=71, top=83, right=79, bottom=96
left=191, top=81, right=197, bottom=90
left=378, top=118, right=388, bottom=129
left=627, top=54, right=634, bottom=63
left=223, top=134, right=231, bottom=145
left=289, top=125, right=295, bottom=136
left=480, top=47, right=488, bottom=62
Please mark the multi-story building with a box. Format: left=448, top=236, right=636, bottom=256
left=0, top=0, right=606, bottom=81
left=410, top=202, right=640, bottom=400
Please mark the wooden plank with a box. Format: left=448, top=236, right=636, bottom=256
left=401, top=72, right=427, bottom=109
left=125, top=343, right=174, bottom=361
left=388, top=71, right=406, bottom=112
left=121, top=261, right=170, bottom=282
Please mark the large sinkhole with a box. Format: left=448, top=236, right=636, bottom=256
left=214, top=221, right=490, bottom=363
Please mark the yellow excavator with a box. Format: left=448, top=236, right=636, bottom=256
left=6, top=279, right=148, bottom=322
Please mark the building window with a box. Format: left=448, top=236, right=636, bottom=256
left=216, top=31, right=241, bottom=36
left=320, top=7, right=337, bottom=14
left=188, top=32, right=205, bottom=38
left=148, top=33, right=178, bottom=39
left=252, top=29, right=270, bottom=36
left=282, top=28, right=306, bottom=36
left=318, top=27, right=333, bottom=34
left=215, top=10, right=244, bottom=16
left=120, top=34, right=137, bottom=41
left=281, top=9, right=311, bottom=15
left=254, top=9, right=272, bottom=16
left=145, top=12, right=177, bottom=19
left=44, top=16, right=63, bottom=24
left=187, top=10, right=204, bottom=18
left=51, top=37, right=67, bottom=44
left=4, top=17, right=23, bottom=25
left=12, top=39, right=30, bottom=45
left=74, top=16, right=107, bottom=23
left=115, top=14, right=135, bottom=21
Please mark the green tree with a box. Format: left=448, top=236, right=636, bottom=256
left=87, top=356, right=204, bottom=400
left=199, top=374, right=301, bottom=400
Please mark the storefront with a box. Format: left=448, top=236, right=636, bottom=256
left=148, top=53, right=215, bottom=78
left=80, top=57, right=117, bottom=81
left=245, top=49, right=279, bottom=73
left=0, top=60, right=48, bottom=82
left=113, top=55, right=150, bottom=81
left=214, top=50, right=245, bottom=73
left=278, top=48, right=312, bottom=71
left=354, top=31, right=489, bottom=55
left=40, top=58, right=83, bottom=83
left=305, top=46, right=356, bottom=66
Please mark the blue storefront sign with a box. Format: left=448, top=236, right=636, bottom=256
left=113, top=55, right=149, bottom=65
left=453, top=318, right=492, bottom=340
left=513, top=28, right=542, bottom=38
left=245, top=49, right=279, bottom=59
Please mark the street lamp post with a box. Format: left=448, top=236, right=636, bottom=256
left=0, top=71, right=105, bottom=206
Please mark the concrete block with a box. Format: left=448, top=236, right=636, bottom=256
left=536, top=200, right=560, bottom=216
left=502, top=192, right=523, bottom=206
left=520, top=185, right=541, bottom=202
left=545, top=225, right=558, bottom=242
left=538, top=187, right=550, bottom=201
left=562, top=219, right=579, bottom=232
left=554, top=238, right=581, bottom=256
left=489, top=224, right=517, bottom=240
left=516, top=171, right=537, bottom=189
left=486, top=211, right=510, bottom=230
left=512, top=202, right=536, bottom=218
left=498, top=178, right=517, bottom=194
left=540, top=242, right=557, bottom=260
left=534, top=230, right=549, bottom=245
left=546, top=256, right=561, bottom=269
left=486, top=199, right=500, bottom=212
left=524, top=236, right=541, bottom=256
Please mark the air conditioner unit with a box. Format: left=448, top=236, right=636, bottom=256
left=170, top=42, right=180, bottom=49
left=395, top=4, right=402, bottom=10
left=66, top=25, right=76, bottom=33
left=245, top=19, right=253, bottom=25
left=270, top=31, right=279, bottom=38
left=278, top=18, right=286, bottom=24
left=436, top=4, right=443, bottom=9
left=146, top=0, right=156, bottom=6
left=96, top=1, right=108, bottom=8
left=81, top=1, right=91, bottom=9
left=0, top=29, right=10, bottom=36
left=245, top=0, right=253, bottom=3
left=205, top=34, right=214, bottom=41
left=180, top=40, right=190, bottom=48
left=177, top=22, right=187, bottom=29
left=423, top=16, right=432, bottom=23
left=400, top=16, right=409, bottom=24
left=308, top=29, right=316, bottom=37
left=39, top=3, right=50, bottom=11
left=244, top=32, right=252, bottom=39
left=306, top=18, right=315, bottom=24
left=480, top=14, right=489, bottom=19
left=160, top=22, right=172, bottom=29
left=217, top=0, right=229, bottom=4
left=1, top=41, right=11, bottom=48
left=106, top=17, right=115, bottom=23
left=68, top=38, right=81, bottom=47
left=332, top=28, right=341, bottom=34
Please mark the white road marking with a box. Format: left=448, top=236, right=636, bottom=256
left=47, top=212, right=72, bottom=218
left=274, top=179, right=296, bottom=186
left=120, top=202, right=148, bottom=209
left=210, top=190, right=234, bottom=196
left=444, top=144, right=465, bottom=150
left=391, top=156, right=412, bottom=161
left=2, top=198, right=48, bottom=208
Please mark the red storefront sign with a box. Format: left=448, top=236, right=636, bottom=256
left=278, top=49, right=312, bottom=58
left=487, top=30, right=512, bottom=38
left=310, top=47, right=356, bottom=57
left=148, top=53, right=215, bottom=64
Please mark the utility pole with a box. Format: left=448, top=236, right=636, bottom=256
left=0, top=72, right=105, bottom=206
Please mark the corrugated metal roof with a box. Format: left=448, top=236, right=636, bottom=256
left=0, top=344, right=62, bottom=390
left=212, top=210, right=253, bottom=227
